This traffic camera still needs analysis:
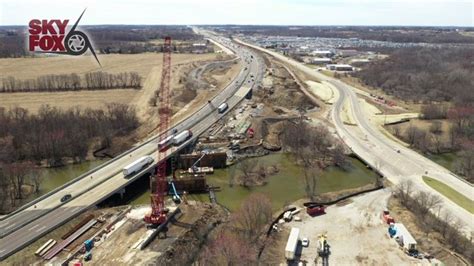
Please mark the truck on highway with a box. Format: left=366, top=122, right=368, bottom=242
left=122, top=156, right=154, bottom=177
left=173, top=130, right=192, bottom=145
left=158, top=134, right=175, bottom=151
left=217, top=102, right=228, bottom=113
left=285, top=227, right=300, bottom=261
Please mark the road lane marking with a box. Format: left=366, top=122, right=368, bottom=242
left=28, top=224, right=39, bottom=231
left=36, top=225, right=46, bottom=232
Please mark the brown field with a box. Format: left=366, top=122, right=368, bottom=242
left=0, top=53, right=223, bottom=113
left=0, top=89, right=138, bottom=113
left=0, top=53, right=218, bottom=79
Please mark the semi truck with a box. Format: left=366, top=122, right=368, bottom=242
left=217, top=102, right=228, bottom=113
left=122, top=156, right=154, bottom=177
left=173, top=130, right=192, bottom=145
left=285, top=227, right=300, bottom=261
left=158, top=134, right=175, bottom=151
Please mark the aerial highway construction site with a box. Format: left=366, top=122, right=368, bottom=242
left=0, top=8, right=473, bottom=266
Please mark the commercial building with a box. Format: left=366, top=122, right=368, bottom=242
left=326, top=64, right=354, bottom=71
left=311, top=50, right=334, bottom=57
left=311, top=58, right=332, bottom=65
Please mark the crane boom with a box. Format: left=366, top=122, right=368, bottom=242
left=144, top=36, right=172, bottom=225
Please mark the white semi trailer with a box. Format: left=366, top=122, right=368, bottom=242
left=158, top=134, right=175, bottom=151
left=173, top=130, right=192, bottom=145
left=122, top=156, right=154, bottom=176
left=285, top=227, right=300, bottom=261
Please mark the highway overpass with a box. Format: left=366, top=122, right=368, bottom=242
left=0, top=35, right=264, bottom=260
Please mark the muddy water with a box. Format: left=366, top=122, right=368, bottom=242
left=29, top=153, right=378, bottom=213
left=26, top=160, right=107, bottom=201
left=132, top=153, right=378, bottom=211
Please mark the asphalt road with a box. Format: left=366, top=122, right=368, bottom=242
left=0, top=34, right=264, bottom=260
left=235, top=38, right=474, bottom=236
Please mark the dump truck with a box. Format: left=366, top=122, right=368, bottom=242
left=285, top=227, right=300, bottom=260
left=173, top=130, right=192, bottom=145
left=217, top=102, right=228, bottom=113
left=122, top=156, right=154, bottom=176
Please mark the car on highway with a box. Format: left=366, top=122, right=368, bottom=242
left=60, top=194, right=72, bottom=202
left=301, top=238, right=310, bottom=247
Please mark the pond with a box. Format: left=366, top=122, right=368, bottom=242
left=187, top=153, right=377, bottom=211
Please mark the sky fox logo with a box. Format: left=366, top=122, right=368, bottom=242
left=28, top=9, right=100, bottom=66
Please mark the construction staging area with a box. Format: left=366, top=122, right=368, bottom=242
left=267, top=190, right=440, bottom=265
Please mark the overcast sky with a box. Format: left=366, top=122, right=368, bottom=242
left=0, top=0, right=472, bottom=26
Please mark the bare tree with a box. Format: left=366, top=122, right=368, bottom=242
left=199, top=231, right=257, bottom=265
left=413, top=191, right=442, bottom=217
left=238, top=159, right=258, bottom=187
left=231, top=193, right=273, bottom=242
left=394, top=180, right=414, bottom=206
left=303, top=165, right=320, bottom=201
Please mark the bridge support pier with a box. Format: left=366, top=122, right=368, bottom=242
left=118, top=188, right=126, bottom=199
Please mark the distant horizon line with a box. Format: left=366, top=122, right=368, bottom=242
left=0, top=24, right=473, bottom=28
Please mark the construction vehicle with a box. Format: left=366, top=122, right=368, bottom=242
left=285, top=227, right=300, bottom=260
left=317, top=234, right=330, bottom=257
left=306, top=205, right=325, bottom=216
left=173, top=130, right=192, bottom=145
left=122, top=156, right=154, bottom=176
left=382, top=210, right=395, bottom=224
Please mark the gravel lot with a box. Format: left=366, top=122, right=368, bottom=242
left=283, top=189, right=430, bottom=265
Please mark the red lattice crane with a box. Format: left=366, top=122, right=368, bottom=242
left=144, top=37, right=172, bottom=225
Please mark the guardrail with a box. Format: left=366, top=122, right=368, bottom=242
left=1, top=40, right=245, bottom=222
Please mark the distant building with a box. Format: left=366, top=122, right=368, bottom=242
left=338, top=49, right=359, bottom=57
left=394, top=223, right=417, bottom=252
left=350, top=59, right=371, bottom=67
left=192, top=43, right=208, bottom=54
left=311, top=58, right=332, bottom=65
left=311, top=50, right=334, bottom=57
left=326, top=64, right=354, bottom=71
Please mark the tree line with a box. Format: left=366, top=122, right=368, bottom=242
left=393, top=105, right=474, bottom=182
left=394, top=180, right=473, bottom=262
left=227, top=25, right=474, bottom=44
left=1, top=71, right=142, bottom=93
left=0, top=104, right=139, bottom=166
left=355, top=47, right=474, bottom=104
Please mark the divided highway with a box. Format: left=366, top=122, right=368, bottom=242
left=235, top=38, right=474, bottom=235
left=0, top=35, right=264, bottom=260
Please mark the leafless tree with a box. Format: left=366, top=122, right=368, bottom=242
left=394, top=180, right=414, bottom=206
left=413, top=191, right=442, bottom=217
left=237, top=159, right=258, bottom=187
left=231, top=193, right=273, bottom=242
left=199, top=231, right=257, bottom=265
left=303, top=165, right=320, bottom=201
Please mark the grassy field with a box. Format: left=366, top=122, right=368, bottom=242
left=422, top=176, right=474, bottom=213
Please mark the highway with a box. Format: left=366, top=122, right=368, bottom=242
left=0, top=34, right=264, bottom=260
left=234, top=38, right=474, bottom=235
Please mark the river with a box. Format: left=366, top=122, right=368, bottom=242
left=30, top=153, right=378, bottom=212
